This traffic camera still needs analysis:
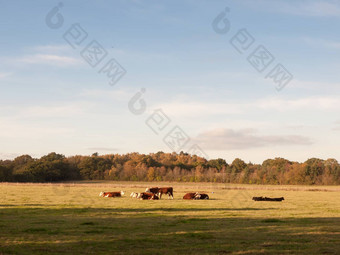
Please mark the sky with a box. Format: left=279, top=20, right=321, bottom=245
left=0, top=0, right=340, bottom=164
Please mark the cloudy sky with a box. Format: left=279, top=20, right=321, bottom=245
left=1, top=0, right=340, bottom=163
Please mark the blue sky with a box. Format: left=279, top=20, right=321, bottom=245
left=1, top=0, right=340, bottom=163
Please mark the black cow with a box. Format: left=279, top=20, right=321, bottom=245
left=252, top=196, right=284, bottom=202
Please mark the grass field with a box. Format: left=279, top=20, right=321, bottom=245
left=1, top=182, right=340, bottom=254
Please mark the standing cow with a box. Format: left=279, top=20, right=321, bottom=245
left=145, top=187, right=159, bottom=194
left=145, top=187, right=174, bottom=199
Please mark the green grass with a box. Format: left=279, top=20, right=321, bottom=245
left=0, top=182, right=340, bottom=254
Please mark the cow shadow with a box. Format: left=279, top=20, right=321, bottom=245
left=104, top=207, right=275, bottom=212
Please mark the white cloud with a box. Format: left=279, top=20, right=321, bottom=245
left=301, top=37, right=340, bottom=50
left=1, top=44, right=82, bottom=68
left=79, top=88, right=132, bottom=101
left=150, top=96, right=340, bottom=117
left=290, top=79, right=340, bottom=90
left=292, top=1, right=340, bottom=17
left=20, top=103, right=87, bottom=118
left=332, top=120, right=340, bottom=131
left=0, top=101, right=93, bottom=119
left=321, top=40, right=340, bottom=50
left=86, top=147, right=118, bottom=152
left=18, top=54, right=80, bottom=66
left=325, top=41, right=340, bottom=49
left=0, top=152, right=21, bottom=160
left=32, top=44, right=70, bottom=53
left=0, top=72, right=13, bottom=79
left=256, top=97, right=340, bottom=111
left=0, top=118, right=76, bottom=139
left=194, top=128, right=312, bottom=150
left=150, top=101, right=243, bottom=117
left=247, top=0, right=340, bottom=17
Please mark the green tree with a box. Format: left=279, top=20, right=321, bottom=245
left=208, top=158, right=228, bottom=171
left=0, top=165, right=12, bottom=181
left=23, top=153, right=69, bottom=182
left=79, top=156, right=112, bottom=180
left=231, top=158, right=247, bottom=173
left=304, top=158, right=325, bottom=184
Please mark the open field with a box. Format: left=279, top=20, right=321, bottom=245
left=1, top=182, right=340, bottom=254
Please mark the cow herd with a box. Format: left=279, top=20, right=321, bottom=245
left=99, top=186, right=210, bottom=200
left=98, top=187, right=285, bottom=202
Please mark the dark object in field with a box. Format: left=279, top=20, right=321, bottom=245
left=183, top=192, right=209, bottom=200
left=139, top=192, right=159, bottom=200
left=145, top=187, right=174, bottom=199
left=252, top=196, right=284, bottom=202
left=99, top=191, right=124, bottom=197
left=196, top=193, right=209, bottom=200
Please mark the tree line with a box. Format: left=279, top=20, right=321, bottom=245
left=0, top=152, right=339, bottom=185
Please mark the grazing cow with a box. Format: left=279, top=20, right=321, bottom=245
left=252, top=196, right=284, bottom=202
left=139, top=192, right=159, bottom=200
left=145, top=187, right=174, bottom=199
left=99, top=191, right=124, bottom=197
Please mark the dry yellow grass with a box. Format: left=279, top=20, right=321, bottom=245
left=0, top=182, right=340, bottom=254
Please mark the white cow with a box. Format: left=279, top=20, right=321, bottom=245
left=130, top=192, right=141, bottom=198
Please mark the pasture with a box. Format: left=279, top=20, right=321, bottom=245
left=0, top=182, right=340, bottom=254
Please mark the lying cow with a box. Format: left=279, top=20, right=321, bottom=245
left=145, top=187, right=174, bottom=199
left=196, top=193, right=209, bottom=200
left=183, top=192, right=209, bottom=200
left=183, top=192, right=197, bottom=200
left=139, top=192, right=159, bottom=200
left=99, top=191, right=124, bottom=197
left=252, top=196, right=284, bottom=202
left=265, top=197, right=284, bottom=201
left=130, top=192, right=140, bottom=198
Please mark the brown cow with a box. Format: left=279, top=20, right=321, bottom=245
left=145, top=187, right=174, bottom=199
left=99, top=191, right=124, bottom=197
left=139, top=192, right=159, bottom=200
left=183, top=192, right=198, bottom=200
left=183, top=192, right=209, bottom=200
left=158, top=187, right=173, bottom=199
left=145, top=187, right=159, bottom=194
